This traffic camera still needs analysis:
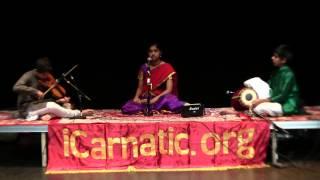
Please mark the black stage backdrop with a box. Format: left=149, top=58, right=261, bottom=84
left=1, top=11, right=319, bottom=109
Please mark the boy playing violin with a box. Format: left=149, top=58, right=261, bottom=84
left=13, top=57, right=93, bottom=121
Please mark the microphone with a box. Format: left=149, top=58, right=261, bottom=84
left=226, top=90, right=234, bottom=95
left=147, top=57, right=152, bottom=68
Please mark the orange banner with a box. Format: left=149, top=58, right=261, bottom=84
left=47, top=120, right=270, bottom=172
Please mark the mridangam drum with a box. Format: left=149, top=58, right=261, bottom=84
left=231, top=87, right=258, bottom=111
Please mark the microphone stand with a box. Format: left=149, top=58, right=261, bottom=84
left=144, top=60, right=153, bottom=116
left=63, top=76, right=91, bottom=111
left=61, top=65, right=92, bottom=116
left=54, top=64, right=92, bottom=117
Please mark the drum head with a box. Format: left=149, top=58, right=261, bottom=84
left=239, top=88, right=257, bottom=107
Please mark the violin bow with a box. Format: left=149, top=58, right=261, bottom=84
left=42, top=64, right=79, bottom=98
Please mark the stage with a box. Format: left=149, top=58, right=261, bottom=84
left=1, top=107, right=320, bottom=172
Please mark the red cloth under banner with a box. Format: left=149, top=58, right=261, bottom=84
left=47, top=120, right=270, bottom=173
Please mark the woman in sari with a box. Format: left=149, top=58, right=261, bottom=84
left=121, top=43, right=184, bottom=114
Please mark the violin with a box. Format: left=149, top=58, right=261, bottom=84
left=36, top=72, right=67, bottom=99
